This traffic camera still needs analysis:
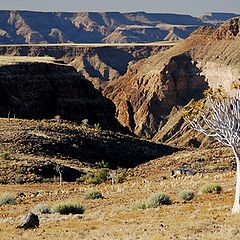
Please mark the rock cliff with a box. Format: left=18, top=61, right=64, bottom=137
left=0, top=61, right=124, bottom=131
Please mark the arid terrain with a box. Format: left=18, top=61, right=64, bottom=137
left=0, top=11, right=238, bottom=44
left=0, top=15, right=239, bottom=240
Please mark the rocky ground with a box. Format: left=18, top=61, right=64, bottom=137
left=0, top=119, right=239, bottom=239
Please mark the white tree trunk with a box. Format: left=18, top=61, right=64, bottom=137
left=59, top=172, right=63, bottom=187
left=232, top=146, right=240, bottom=214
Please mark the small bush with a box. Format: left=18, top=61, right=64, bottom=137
left=0, top=152, right=11, bottom=160
left=32, top=203, right=51, bottom=214
left=15, top=174, right=24, bottom=184
left=52, top=202, right=85, bottom=215
left=0, top=192, right=16, bottom=206
left=84, top=190, right=103, bottom=199
left=201, top=184, right=222, bottom=194
left=77, top=168, right=109, bottom=184
left=179, top=190, right=194, bottom=201
left=146, top=193, right=172, bottom=208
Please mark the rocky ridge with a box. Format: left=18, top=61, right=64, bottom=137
left=103, top=17, right=240, bottom=145
left=0, top=10, right=239, bottom=44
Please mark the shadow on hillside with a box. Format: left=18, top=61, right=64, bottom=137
left=14, top=127, right=177, bottom=168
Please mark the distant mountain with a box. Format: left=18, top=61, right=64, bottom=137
left=0, top=10, right=239, bottom=44
left=200, top=12, right=239, bottom=23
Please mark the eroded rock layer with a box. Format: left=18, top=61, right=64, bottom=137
left=103, top=18, right=240, bottom=145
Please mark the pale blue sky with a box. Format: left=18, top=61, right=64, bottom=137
left=0, top=0, right=239, bottom=16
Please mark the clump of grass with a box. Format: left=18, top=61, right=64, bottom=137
left=84, top=190, right=103, bottom=199
left=0, top=192, right=16, bottom=206
left=146, top=193, right=172, bottom=208
left=132, top=201, right=147, bottom=210
left=77, top=168, right=109, bottom=184
left=32, top=203, right=51, bottom=214
left=201, top=184, right=222, bottom=194
left=179, top=190, right=194, bottom=201
left=52, top=202, right=85, bottom=215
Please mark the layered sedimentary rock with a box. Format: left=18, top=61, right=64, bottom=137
left=103, top=18, right=240, bottom=145
left=0, top=61, right=124, bottom=131
left=0, top=10, right=238, bottom=44
left=0, top=43, right=172, bottom=85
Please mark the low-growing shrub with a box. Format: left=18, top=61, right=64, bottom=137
left=84, top=190, right=103, bottom=199
left=77, top=168, right=109, bottom=184
left=0, top=192, right=16, bottom=206
left=32, top=203, right=51, bottom=214
left=179, top=190, right=194, bottom=201
left=201, top=184, right=222, bottom=194
left=146, top=193, right=172, bottom=208
left=52, top=202, right=85, bottom=215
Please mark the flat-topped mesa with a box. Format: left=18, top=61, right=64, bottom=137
left=0, top=61, right=124, bottom=132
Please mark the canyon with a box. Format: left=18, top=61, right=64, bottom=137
left=0, top=10, right=238, bottom=44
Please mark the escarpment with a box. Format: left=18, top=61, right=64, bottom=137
left=0, top=61, right=124, bottom=131
left=103, top=17, right=240, bottom=145
left=0, top=44, right=172, bottom=86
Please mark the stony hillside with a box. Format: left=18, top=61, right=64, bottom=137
left=0, top=118, right=177, bottom=183
left=0, top=10, right=238, bottom=44
left=103, top=17, right=240, bottom=145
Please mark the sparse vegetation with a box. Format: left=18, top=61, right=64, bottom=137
left=52, top=202, right=85, bottom=215
left=77, top=168, right=109, bottom=184
left=0, top=192, right=16, bottom=206
left=95, top=160, right=109, bottom=168
left=179, top=190, right=194, bottom=201
left=146, top=193, right=172, bottom=208
left=132, top=201, right=147, bottom=210
left=32, top=203, right=51, bottom=214
left=84, top=190, right=103, bottom=199
left=201, top=184, right=222, bottom=194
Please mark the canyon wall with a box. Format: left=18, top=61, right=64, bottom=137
left=0, top=61, right=124, bottom=131
left=103, top=18, right=240, bottom=145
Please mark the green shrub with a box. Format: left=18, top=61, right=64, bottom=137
left=179, top=190, right=194, bottom=201
left=52, top=202, right=85, bottom=215
left=146, top=193, right=172, bottom=208
left=84, top=190, right=103, bottom=199
left=0, top=192, right=16, bottom=206
left=32, top=203, right=51, bottom=214
left=77, top=168, right=109, bottom=184
left=95, top=160, right=109, bottom=168
left=0, top=152, right=11, bottom=160
left=201, top=184, right=222, bottom=194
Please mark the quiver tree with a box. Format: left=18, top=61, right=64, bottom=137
left=185, top=85, right=240, bottom=214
